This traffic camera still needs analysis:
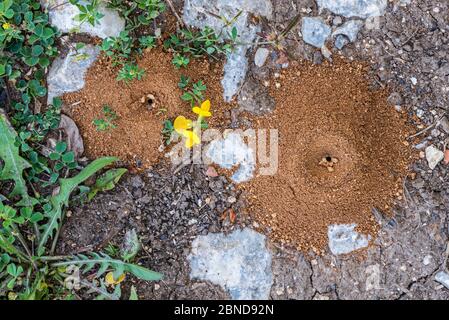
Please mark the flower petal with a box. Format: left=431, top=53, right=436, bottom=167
left=174, top=116, right=188, bottom=133
left=184, top=130, right=200, bottom=148
left=201, top=100, right=211, bottom=112
left=201, top=110, right=212, bottom=117
left=192, top=106, right=201, bottom=115
left=105, top=271, right=126, bottom=285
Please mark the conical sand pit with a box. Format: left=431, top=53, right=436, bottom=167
left=243, top=59, right=414, bottom=254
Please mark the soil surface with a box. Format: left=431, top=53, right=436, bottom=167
left=63, top=48, right=227, bottom=168
left=57, top=162, right=247, bottom=299
left=56, top=0, right=449, bottom=300
left=243, top=59, right=414, bottom=253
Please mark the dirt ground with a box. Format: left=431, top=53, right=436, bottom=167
left=243, top=58, right=413, bottom=254
left=63, top=48, right=228, bottom=168
left=58, top=0, right=449, bottom=300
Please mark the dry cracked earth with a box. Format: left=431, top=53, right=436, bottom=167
left=52, top=0, right=449, bottom=300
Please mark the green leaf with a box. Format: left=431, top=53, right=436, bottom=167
left=24, top=56, right=39, bottom=66
left=121, top=229, right=140, bottom=262
left=0, top=232, right=27, bottom=261
left=129, top=286, right=138, bottom=300
left=51, top=252, right=163, bottom=281
left=0, top=112, right=36, bottom=207
left=55, top=142, right=67, bottom=153
left=181, top=92, right=193, bottom=101
left=87, top=168, right=127, bottom=201
left=37, top=157, right=118, bottom=255
left=231, top=27, right=238, bottom=40
left=61, top=151, right=75, bottom=164
left=31, top=45, right=44, bottom=57
left=49, top=152, right=60, bottom=161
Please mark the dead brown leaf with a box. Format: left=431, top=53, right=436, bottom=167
left=205, top=166, right=218, bottom=177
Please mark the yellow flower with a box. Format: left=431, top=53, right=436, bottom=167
left=2, top=23, right=11, bottom=30
left=182, top=130, right=200, bottom=148
left=173, top=116, right=192, bottom=134
left=192, top=100, right=212, bottom=117
left=173, top=116, right=200, bottom=148
left=105, top=271, right=126, bottom=286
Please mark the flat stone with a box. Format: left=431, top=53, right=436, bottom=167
left=254, top=47, right=270, bottom=67
left=188, top=228, right=272, bottom=300
left=205, top=132, right=256, bottom=183
left=425, top=145, right=444, bottom=170
left=183, top=0, right=272, bottom=101
left=41, top=1, right=124, bottom=39
left=301, top=17, right=332, bottom=48
left=435, top=271, right=449, bottom=289
left=328, top=224, right=370, bottom=255
left=317, top=0, right=387, bottom=18
left=47, top=44, right=100, bottom=104
left=334, top=35, right=349, bottom=50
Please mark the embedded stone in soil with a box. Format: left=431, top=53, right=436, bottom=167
left=62, top=48, right=226, bottom=168
left=244, top=59, right=413, bottom=254
left=188, top=228, right=272, bottom=300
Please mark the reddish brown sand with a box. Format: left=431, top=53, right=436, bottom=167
left=242, top=59, right=414, bottom=254
left=63, top=47, right=227, bottom=168
left=64, top=47, right=413, bottom=254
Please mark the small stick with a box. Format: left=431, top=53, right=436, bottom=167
left=164, top=0, right=186, bottom=28
left=407, top=116, right=443, bottom=140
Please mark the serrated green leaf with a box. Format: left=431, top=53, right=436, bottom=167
left=121, top=229, right=140, bottom=262
left=51, top=253, right=163, bottom=281
left=129, top=286, right=138, bottom=300
left=87, top=168, right=127, bottom=201
left=37, top=157, right=118, bottom=255
left=0, top=112, right=36, bottom=207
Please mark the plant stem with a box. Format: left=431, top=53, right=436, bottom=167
left=164, top=0, right=186, bottom=28
left=50, top=210, right=66, bottom=255
left=38, top=255, right=70, bottom=262
left=11, top=224, right=36, bottom=268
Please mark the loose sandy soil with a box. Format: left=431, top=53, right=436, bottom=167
left=63, top=48, right=228, bottom=169
left=242, top=59, right=414, bottom=253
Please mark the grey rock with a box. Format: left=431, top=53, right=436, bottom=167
left=254, top=47, right=270, bottom=67
left=313, top=51, right=324, bottom=64
left=205, top=132, right=256, bottom=183
left=222, top=46, right=253, bottom=102
left=238, top=78, right=275, bottom=115
left=188, top=228, right=273, bottom=300
left=41, top=0, right=125, bottom=39
left=183, top=0, right=273, bottom=102
left=47, top=44, right=100, bottom=104
left=328, top=224, right=370, bottom=255
left=301, top=17, right=332, bottom=48
left=332, top=19, right=364, bottom=49
left=317, top=0, right=387, bottom=18
left=334, top=35, right=350, bottom=50
left=333, top=16, right=343, bottom=26
left=435, top=271, right=449, bottom=289
left=438, top=116, right=449, bottom=134
left=425, top=145, right=444, bottom=170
